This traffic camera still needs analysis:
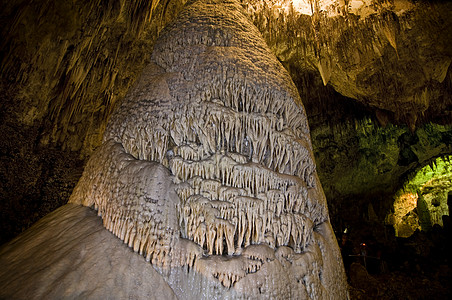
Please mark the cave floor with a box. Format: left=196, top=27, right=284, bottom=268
left=349, top=271, right=451, bottom=300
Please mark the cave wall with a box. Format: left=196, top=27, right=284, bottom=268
left=389, top=155, right=452, bottom=237
left=0, top=0, right=451, bottom=245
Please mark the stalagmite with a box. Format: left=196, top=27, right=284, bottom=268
left=69, top=0, right=347, bottom=299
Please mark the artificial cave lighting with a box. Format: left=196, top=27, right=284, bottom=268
left=388, top=155, right=452, bottom=238
left=278, top=0, right=413, bottom=17
left=277, top=0, right=337, bottom=16
left=391, top=191, right=419, bottom=238
left=290, top=0, right=314, bottom=16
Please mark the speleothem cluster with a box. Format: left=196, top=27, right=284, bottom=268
left=70, top=0, right=347, bottom=298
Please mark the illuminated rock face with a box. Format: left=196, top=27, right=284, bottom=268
left=70, top=0, right=347, bottom=298
left=246, top=0, right=452, bottom=128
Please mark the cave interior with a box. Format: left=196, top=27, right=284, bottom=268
left=0, top=0, right=451, bottom=299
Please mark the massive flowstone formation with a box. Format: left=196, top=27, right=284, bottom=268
left=70, top=0, right=347, bottom=298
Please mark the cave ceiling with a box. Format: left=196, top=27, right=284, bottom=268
left=250, top=0, right=452, bottom=128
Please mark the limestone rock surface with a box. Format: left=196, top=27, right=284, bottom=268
left=0, top=204, right=176, bottom=300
